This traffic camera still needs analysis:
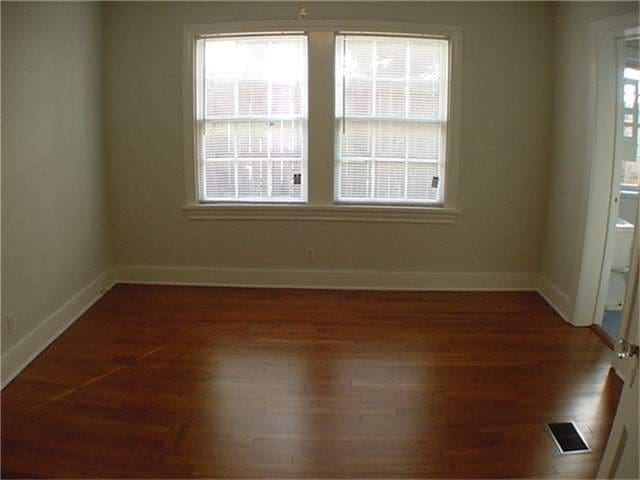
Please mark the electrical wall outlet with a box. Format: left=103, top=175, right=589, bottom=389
left=305, top=247, right=315, bottom=263
left=6, top=312, right=15, bottom=335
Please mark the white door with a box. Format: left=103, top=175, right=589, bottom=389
left=597, top=209, right=639, bottom=479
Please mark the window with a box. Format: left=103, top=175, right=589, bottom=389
left=184, top=21, right=462, bottom=223
left=335, top=34, right=449, bottom=204
left=196, top=33, right=308, bottom=202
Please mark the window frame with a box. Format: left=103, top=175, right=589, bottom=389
left=195, top=32, right=309, bottom=204
left=183, top=20, right=462, bottom=223
left=334, top=32, right=450, bottom=206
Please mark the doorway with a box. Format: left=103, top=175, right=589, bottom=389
left=574, top=13, right=639, bottom=342
left=596, top=37, right=639, bottom=343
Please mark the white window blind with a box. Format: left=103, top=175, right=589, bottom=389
left=197, top=34, right=307, bottom=202
left=335, top=34, right=449, bottom=204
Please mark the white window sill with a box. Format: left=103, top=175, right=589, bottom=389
left=182, top=203, right=460, bottom=224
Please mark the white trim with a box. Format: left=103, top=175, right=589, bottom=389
left=333, top=32, right=461, bottom=208
left=184, top=20, right=462, bottom=40
left=0, top=266, right=576, bottom=388
left=182, top=203, right=460, bottom=223
left=590, top=12, right=640, bottom=33
left=0, top=269, right=117, bottom=389
left=118, top=264, right=537, bottom=291
left=592, top=36, right=636, bottom=330
left=183, top=19, right=463, bottom=218
left=574, top=13, right=639, bottom=327
left=537, top=275, right=572, bottom=323
left=183, top=26, right=199, bottom=208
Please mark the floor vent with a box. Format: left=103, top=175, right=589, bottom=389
left=546, top=422, right=591, bottom=455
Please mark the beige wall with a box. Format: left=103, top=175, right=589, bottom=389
left=3, top=1, right=635, bottom=359
left=1, top=2, right=112, bottom=351
left=104, top=1, right=554, bottom=274
left=541, top=1, right=639, bottom=317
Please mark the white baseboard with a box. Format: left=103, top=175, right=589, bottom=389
left=117, top=265, right=539, bottom=291
left=1, top=268, right=117, bottom=388
left=537, top=275, right=572, bottom=322
left=0, top=266, right=574, bottom=389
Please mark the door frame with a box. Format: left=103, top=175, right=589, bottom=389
left=574, top=13, right=639, bottom=328
left=593, top=36, right=638, bottom=334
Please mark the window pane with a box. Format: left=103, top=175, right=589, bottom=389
left=204, top=161, right=235, bottom=199
left=409, top=81, right=441, bottom=120
left=374, top=161, right=406, bottom=199
left=336, top=34, right=448, bottom=204
left=206, top=79, right=235, bottom=118
left=238, top=160, right=268, bottom=198
left=340, top=121, right=372, bottom=158
left=344, top=78, right=373, bottom=117
left=410, top=40, right=444, bottom=80
left=338, top=38, right=374, bottom=77
left=270, top=121, right=303, bottom=159
left=340, top=160, right=371, bottom=199
left=376, top=80, right=406, bottom=118
left=407, top=162, right=439, bottom=201
left=408, top=124, right=440, bottom=161
left=272, top=160, right=302, bottom=198
left=238, top=80, right=269, bottom=116
left=622, top=158, right=638, bottom=185
left=203, top=123, right=234, bottom=160
left=624, top=82, right=636, bottom=109
left=237, top=122, right=268, bottom=158
left=375, top=123, right=406, bottom=159
left=377, top=41, right=407, bottom=79
left=271, top=83, right=302, bottom=116
left=199, top=34, right=307, bottom=202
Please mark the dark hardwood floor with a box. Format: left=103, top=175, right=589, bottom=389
left=1, top=284, right=622, bottom=478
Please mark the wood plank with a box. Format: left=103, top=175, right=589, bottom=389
left=1, top=285, right=622, bottom=478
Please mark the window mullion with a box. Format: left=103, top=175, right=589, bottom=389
left=307, top=31, right=335, bottom=205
